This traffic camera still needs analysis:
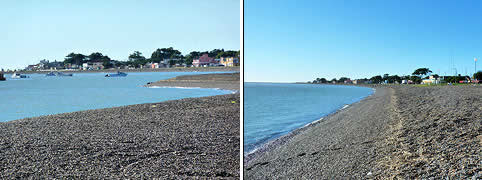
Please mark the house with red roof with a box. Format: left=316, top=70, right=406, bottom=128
left=192, top=54, right=214, bottom=67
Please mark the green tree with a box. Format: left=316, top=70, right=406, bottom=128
left=410, top=76, right=422, bottom=84
left=215, top=50, right=238, bottom=59
left=412, top=68, right=432, bottom=78
left=319, top=78, right=327, bottom=83
left=338, top=77, right=349, bottom=83
left=128, top=51, right=146, bottom=61
left=474, top=71, right=482, bottom=80
left=151, top=47, right=182, bottom=63
left=64, top=53, right=86, bottom=65
left=184, top=51, right=201, bottom=65
left=370, top=75, right=383, bottom=84
left=209, top=49, right=224, bottom=58
left=102, top=56, right=112, bottom=68
left=88, top=52, right=104, bottom=62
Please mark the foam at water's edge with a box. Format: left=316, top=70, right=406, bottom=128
left=148, top=86, right=203, bottom=89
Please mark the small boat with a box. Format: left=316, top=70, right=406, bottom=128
left=0, top=73, right=5, bottom=81
left=105, top=71, right=127, bottom=77
left=57, top=72, right=73, bottom=76
left=46, top=71, right=73, bottom=77
left=46, top=72, right=56, bottom=76
left=11, top=73, right=28, bottom=79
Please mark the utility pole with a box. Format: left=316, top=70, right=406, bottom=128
left=475, top=57, right=478, bottom=79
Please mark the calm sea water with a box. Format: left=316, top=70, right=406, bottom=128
left=244, top=83, right=374, bottom=154
left=0, top=71, right=234, bottom=122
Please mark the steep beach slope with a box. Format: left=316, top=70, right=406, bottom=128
left=245, top=85, right=481, bottom=179
left=0, top=73, right=240, bottom=179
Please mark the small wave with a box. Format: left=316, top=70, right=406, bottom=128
left=148, top=86, right=203, bottom=89
left=341, top=104, right=349, bottom=109
left=148, top=86, right=237, bottom=94
left=303, top=117, right=324, bottom=128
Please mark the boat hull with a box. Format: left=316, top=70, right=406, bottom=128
left=105, top=72, right=127, bottom=77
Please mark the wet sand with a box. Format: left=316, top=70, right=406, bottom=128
left=245, top=85, right=481, bottom=179
left=0, top=73, right=240, bottom=179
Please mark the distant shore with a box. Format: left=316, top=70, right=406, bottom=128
left=245, top=85, right=481, bottom=179
left=12, top=66, right=239, bottom=74
left=0, top=73, right=240, bottom=179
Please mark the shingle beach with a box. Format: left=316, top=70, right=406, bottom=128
left=245, top=85, right=481, bottom=179
left=0, top=73, right=240, bottom=179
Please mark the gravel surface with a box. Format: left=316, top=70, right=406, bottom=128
left=375, top=85, right=481, bottom=179
left=245, top=85, right=481, bottom=179
left=147, top=73, right=240, bottom=91
left=0, top=73, right=240, bottom=179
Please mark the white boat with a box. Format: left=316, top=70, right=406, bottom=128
left=11, top=73, right=28, bottom=79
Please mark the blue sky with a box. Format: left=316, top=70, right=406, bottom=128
left=0, top=0, right=240, bottom=70
left=245, top=0, right=482, bottom=82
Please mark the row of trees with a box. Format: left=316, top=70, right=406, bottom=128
left=64, top=52, right=113, bottom=68
left=311, top=68, right=481, bottom=84
left=59, top=47, right=240, bottom=68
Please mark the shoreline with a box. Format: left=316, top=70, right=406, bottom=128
left=244, top=85, right=481, bottom=179
left=9, top=66, right=240, bottom=74
left=243, top=85, right=377, bottom=163
left=0, top=73, right=240, bottom=178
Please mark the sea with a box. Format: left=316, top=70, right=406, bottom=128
left=0, top=71, right=235, bottom=122
left=244, top=82, right=374, bottom=155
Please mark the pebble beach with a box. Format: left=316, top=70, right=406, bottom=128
left=0, top=73, right=240, bottom=179
left=244, top=85, right=481, bottom=179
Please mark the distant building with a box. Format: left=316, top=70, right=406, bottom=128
left=421, top=75, right=440, bottom=84
left=82, top=63, right=93, bottom=70
left=92, top=62, right=104, bottom=70
left=220, top=57, right=239, bottom=67
left=25, top=64, right=39, bottom=71
left=160, top=58, right=181, bottom=67
left=353, top=79, right=365, bottom=84
left=192, top=54, right=214, bottom=67
left=70, top=64, right=79, bottom=69
left=344, top=79, right=352, bottom=84
left=151, top=63, right=159, bottom=69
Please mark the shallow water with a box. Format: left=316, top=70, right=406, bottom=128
left=0, top=72, right=234, bottom=122
left=244, top=83, right=373, bottom=154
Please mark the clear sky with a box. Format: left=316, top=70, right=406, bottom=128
left=0, top=0, right=240, bottom=70
left=245, top=0, right=482, bottom=82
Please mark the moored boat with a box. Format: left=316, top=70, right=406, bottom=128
left=11, top=73, right=28, bottom=79
left=46, top=71, right=73, bottom=76
left=46, top=72, right=56, bottom=76
left=57, top=72, right=73, bottom=76
left=0, top=73, right=5, bottom=81
left=105, top=71, right=127, bottom=77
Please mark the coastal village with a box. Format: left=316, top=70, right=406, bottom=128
left=310, top=68, right=482, bottom=85
left=0, top=47, right=240, bottom=73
